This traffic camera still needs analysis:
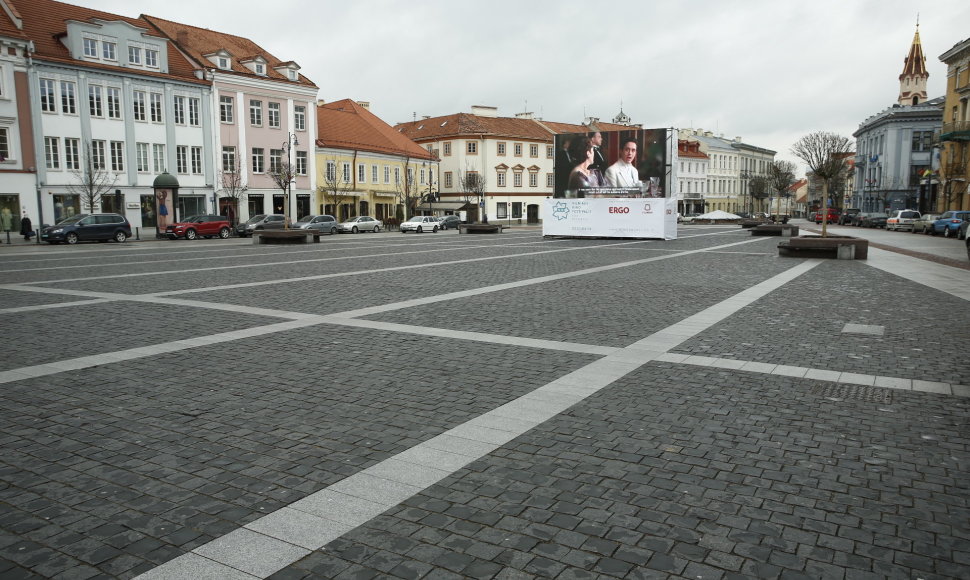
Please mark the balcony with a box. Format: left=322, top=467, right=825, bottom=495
left=940, top=121, right=970, bottom=142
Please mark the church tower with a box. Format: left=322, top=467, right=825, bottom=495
left=898, top=23, right=928, bottom=106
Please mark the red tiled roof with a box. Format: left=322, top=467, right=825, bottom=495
left=397, top=113, right=557, bottom=142
left=317, top=99, right=433, bottom=160
left=10, top=0, right=201, bottom=83
left=0, top=1, right=26, bottom=40
left=142, top=15, right=316, bottom=88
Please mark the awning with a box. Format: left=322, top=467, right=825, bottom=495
left=416, top=201, right=477, bottom=211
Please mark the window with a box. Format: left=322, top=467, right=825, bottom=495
left=40, top=79, right=56, bottom=112
left=174, top=96, right=186, bottom=124
left=60, top=81, right=76, bottom=114
left=110, top=141, right=124, bottom=171
left=92, top=140, right=106, bottom=169
left=497, top=142, right=506, bottom=155
left=251, top=148, right=264, bottom=173
left=296, top=151, right=307, bottom=175
left=467, top=141, right=477, bottom=154
left=128, top=46, right=141, bottom=65
left=64, top=139, right=81, bottom=169
left=394, top=167, right=400, bottom=184
left=326, top=160, right=336, bottom=182
left=150, top=93, right=163, bottom=122
left=270, top=149, right=282, bottom=173
left=496, top=203, right=508, bottom=219
left=154, top=144, right=166, bottom=172
left=444, top=172, right=453, bottom=188
left=175, top=146, right=188, bottom=174
left=512, top=202, right=522, bottom=218
left=443, top=142, right=451, bottom=156
left=136, top=143, right=149, bottom=172
left=465, top=171, right=479, bottom=187
left=133, top=91, right=146, bottom=121
left=384, top=165, right=390, bottom=184
left=83, top=38, right=98, bottom=58
left=530, top=144, right=538, bottom=157
left=102, top=41, right=116, bottom=61
left=218, top=56, right=228, bottom=69
left=250, top=99, right=262, bottom=126
left=546, top=173, right=554, bottom=187
left=191, top=146, right=203, bottom=174
left=371, top=165, right=378, bottom=183
left=268, top=102, right=281, bottom=128
left=107, top=87, right=121, bottom=119
left=514, top=143, right=522, bottom=156
left=188, top=98, right=200, bottom=126
left=911, top=130, right=934, bottom=152
left=145, top=49, right=158, bottom=68
left=546, top=145, right=554, bottom=159
left=255, top=63, right=264, bottom=75
left=44, top=137, right=60, bottom=169
left=0, top=128, right=7, bottom=161
left=222, top=146, right=235, bottom=172
left=88, top=85, right=103, bottom=117
left=497, top=172, right=506, bottom=187
left=513, top=172, right=522, bottom=187
left=358, top=164, right=365, bottom=183
left=220, top=96, right=234, bottom=123
left=343, top=162, right=351, bottom=182
left=294, top=106, right=306, bottom=131
left=529, top=172, right=538, bottom=187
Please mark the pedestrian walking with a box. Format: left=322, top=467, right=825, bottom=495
left=21, top=212, right=33, bottom=241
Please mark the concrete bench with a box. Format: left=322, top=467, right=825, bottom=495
left=252, top=230, right=321, bottom=245
left=459, top=224, right=504, bottom=234
left=751, top=224, right=799, bottom=237
left=778, top=236, right=868, bottom=260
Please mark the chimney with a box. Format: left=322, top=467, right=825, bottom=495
left=471, top=105, right=498, bottom=117
left=515, top=112, right=534, bottom=119
left=356, top=101, right=370, bottom=110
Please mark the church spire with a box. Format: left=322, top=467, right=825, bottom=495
left=898, top=21, right=928, bottom=106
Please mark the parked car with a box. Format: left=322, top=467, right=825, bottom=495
left=886, top=209, right=920, bottom=231
left=966, top=232, right=970, bottom=261
left=958, top=220, right=970, bottom=240
left=400, top=215, right=440, bottom=233
left=42, top=213, right=131, bottom=244
left=337, top=216, right=382, bottom=233
left=931, top=211, right=970, bottom=238
left=910, top=213, right=940, bottom=234
left=838, top=208, right=860, bottom=225
left=165, top=215, right=231, bottom=240
left=855, top=213, right=887, bottom=228
left=812, top=208, right=840, bottom=223
left=293, top=214, right=339, bottom=234
left=437, top=215, right=462, bottom=230
left=678, top=212, right=701, bottom=224
left=235, top=214, right=288, bottom=237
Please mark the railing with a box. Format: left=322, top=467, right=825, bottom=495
left=940, top=121, right=970, bottom=141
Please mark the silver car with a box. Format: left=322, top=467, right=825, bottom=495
left=337, top=216, right=382, bottom=233
left=293, top=214, right=339, bottom=234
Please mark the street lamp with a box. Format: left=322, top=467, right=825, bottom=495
left=740, top=170, right=753, bottom=216
left=283, top=132, right=299, bottom=228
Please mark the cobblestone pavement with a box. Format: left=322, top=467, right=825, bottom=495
left=1, top=226, right=968, bottom=579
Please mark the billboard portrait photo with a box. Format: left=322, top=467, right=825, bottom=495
left=553, top=128, right=669, bottom=200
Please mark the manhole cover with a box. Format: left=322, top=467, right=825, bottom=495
left=810, top=383, right=892, bottom=404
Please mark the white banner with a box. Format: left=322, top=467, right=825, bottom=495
left=542, top=198, right=678, bottom=239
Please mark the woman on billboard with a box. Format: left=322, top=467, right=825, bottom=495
left=566, top=137, right=606, bottom=196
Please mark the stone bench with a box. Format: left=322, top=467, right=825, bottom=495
left=751, top=224, right=799, bottom=237
left=252, top=230, right=322, bottom=245
left=778, top=236, right=868, bottom=260
left=459, top=224, right=503, bottom=234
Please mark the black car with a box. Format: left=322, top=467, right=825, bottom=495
left=838, top=208, right=860, bottom=225
left=234, top=214, right=288, bottom=237
left=438, top=215, right=462, bottom=230
left=42, top=213, right=132, bottom=244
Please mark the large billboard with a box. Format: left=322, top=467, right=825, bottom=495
left=545, top=127, right=676, bottom=239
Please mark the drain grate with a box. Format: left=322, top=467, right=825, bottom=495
left=810, top=383, right=893, bottom=404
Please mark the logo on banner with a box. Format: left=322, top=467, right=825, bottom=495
left=552, top=201, right=570, bottom=221
left=608, top=206, right=630, bottom=214
left=642, top=204, right=653, bottom=214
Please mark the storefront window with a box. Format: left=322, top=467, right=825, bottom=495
left=296, top=194, right=310, bottom=219
left=0, top=194, right=20, bottom=232
left=140, top=194, right=156, bottom=227
left=52, top=194, right=81, bottom=223
left=496, top=203, right=508, bottom=219
left=101, top=191, right=124, bottom=214
left=247, top=195, right=264, bottom=217
left=178, top=196, right=205, bottom=218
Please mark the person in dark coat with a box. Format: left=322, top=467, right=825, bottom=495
left=20, top=212, right=33, bottom=241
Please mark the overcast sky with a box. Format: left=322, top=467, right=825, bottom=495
left=72, top=0, right=970, bottom=175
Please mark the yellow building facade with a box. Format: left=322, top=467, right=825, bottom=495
left=938, top=37, right=970, bottom=211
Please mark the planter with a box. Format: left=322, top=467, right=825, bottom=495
left=751, top=224, right=799, bottom=237
left=777, top=235, right=868, bottom=260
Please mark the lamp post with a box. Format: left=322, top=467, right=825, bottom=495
left=740, top=170, right=752, bottom=216
left=283, top=132, right=299, bottom=228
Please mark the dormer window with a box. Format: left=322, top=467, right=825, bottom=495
left=218, top=57, right=229, bottom=69
left=255, top=63, right=264, bottom=74
left=83, top=37, right=98, bottom=58
left=145, top=49, right=158, bottom=68
left=288, top=70, right=297, bottom=81
left=102, top=40, right=116, bottom=61
left=128, top=46, right=141, bottom=65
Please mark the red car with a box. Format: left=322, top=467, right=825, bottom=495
left=812, top=209, right=840, bottom=224
left=165, top=214, right=232, bottom=240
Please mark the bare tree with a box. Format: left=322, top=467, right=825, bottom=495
left=268, top=158, right=298, bottom=226
left=791, top=132, right=854, bottom=236
left=393, top=151, right=422, bottom=221
left=767, top=160, right=797, bottom=220
left=67, top=141, right=118, bottom=212
left=219, top=160, right=246, bottom=225
left=319, top=157, right=357, bottom=221
left=457, top=162, right=488, bottom=223
left=749, top=176, right=770, bottom=214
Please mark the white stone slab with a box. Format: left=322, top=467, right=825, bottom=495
left=192, top=528, right=309, bottom=578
